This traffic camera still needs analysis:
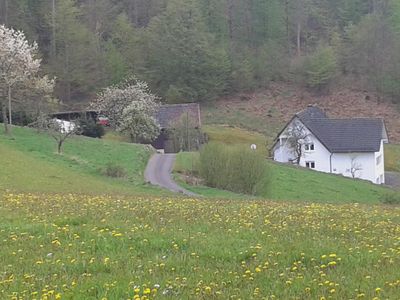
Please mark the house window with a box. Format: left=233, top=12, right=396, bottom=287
left=305, top=143, right=315, bottom=151
left=376, top=155, right=382, bottom=165
left=306, top=161, right=315, bottom=169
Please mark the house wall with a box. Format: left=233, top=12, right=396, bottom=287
left=300, top=136, right=332, bottom=172
left=273, top=119, right=385, bottom=184
left=273, top=119, right=332, bottom=172
left=375, top=140, right=385, bottom=184
left=331, top=152, right=376, bottom=183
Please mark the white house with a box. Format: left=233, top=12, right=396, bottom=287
left=272, top=106, right=389, bottom=184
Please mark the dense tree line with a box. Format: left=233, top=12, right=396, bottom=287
left=1, top=0, right=400, bottom=105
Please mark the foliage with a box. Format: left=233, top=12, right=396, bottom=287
left=0, top=24, right=42, bottom=133
left=176, top=151, right=393, bottom=203
left=101, top=162, right=127, bottom=178
left=199, top=143, right=267, bottom=195
left=33, top=113, right=80, bottom=154
left=145, top=0, right=230, bottom=102
left=91, top=78, right=160, bottom=142
left=380, top=191, right=400, bottom=205
left=78, top=118, right=105, bottom=138
left=169, top=113, right=205, bottom=152
left=1, top=193, right=400, bottom=298
left=4, top=0, right=400, bottom=103
left=304, top=46, right=337, bottom=90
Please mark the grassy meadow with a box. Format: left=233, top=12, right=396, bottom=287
left=0, top=124, right=399, bottom=299
left=1, top=193, right=399, bottom=299
left=174, top=152, right=393, bottom=203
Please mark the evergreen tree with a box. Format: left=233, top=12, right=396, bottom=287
left=145, top=0, right=230, bottom=102
left=304, top=45, right=337, bottom=91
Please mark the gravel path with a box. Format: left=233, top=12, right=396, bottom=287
left=144, top=153, right=198, bottom=197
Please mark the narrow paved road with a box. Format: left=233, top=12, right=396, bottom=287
left=385, top=171, right=400, bottom=189
left=145, top=153, right=198, bottom=197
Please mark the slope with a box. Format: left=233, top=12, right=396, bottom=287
left=0, top=126, right=165, bottom=195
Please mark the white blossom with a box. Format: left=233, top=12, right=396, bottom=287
left=91, top=78, right=160, bottom=142
left=0, top=25, right=41, bottom=87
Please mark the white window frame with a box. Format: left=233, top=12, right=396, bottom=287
left=306, top=161, right=316, bottom=169
left=305, top=143, right=315, bottom=151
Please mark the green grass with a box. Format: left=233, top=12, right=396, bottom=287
left=202, top=101, right=284, bottom=141
left=0, top=126, right=167, bottom=195
left=203, top=125, right=270, bottom=154
left=384, top=144, right=400, bottom=172
left=262, top=161, right=390, bottom=203
left=174, top=152, right=393, bottom=203
left=201, top=96, right=285, bottom=140
left=1, top=193, right=399, bottom=299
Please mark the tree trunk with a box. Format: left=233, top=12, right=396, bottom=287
left=285, top=0, right=290, bottom=55
left=4, top=0, right=8, bottom=26
left=226, top=0, right=234, bottom=42
left=2, top=100, right=9, bottom=134
left=51, top=0, right=56, bottom=58
left=8, top=84, right=12, bottom=128
left=65, top=43, right=71, bottom=102
left=297, top=22, right=301, bottom=56
left=57, top=140, right=63, bottom=154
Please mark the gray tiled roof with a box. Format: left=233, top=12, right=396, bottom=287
left=155, top=103, right=201, bottom=129
left=296, top=105, right=327, bottom=121
left=296, top=107, right=386, bottom=153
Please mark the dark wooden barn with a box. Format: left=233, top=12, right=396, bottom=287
left=152, top=103, right=202, bottom=153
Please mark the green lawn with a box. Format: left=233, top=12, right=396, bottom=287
left=384, top=144, right=400, bottom=172
left=175, top=152, right=393, bottom=203
left=0, top=126, right=167, bottom=196
left=203, top=125, right=270, bottom=153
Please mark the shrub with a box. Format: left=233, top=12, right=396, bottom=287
left=101, top=163, right=127, bottom=178
left=199, top=143, right=267, bottom=195
left=78, top=118, right=105, bottom=138
left=380, top=192, right=400, bottom=205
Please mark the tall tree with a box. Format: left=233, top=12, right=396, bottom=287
left=49, top=0, right=103, bottom=104
left=145, top=0, right=230, bottom=102
left=0, top=25, right=41, bottom=134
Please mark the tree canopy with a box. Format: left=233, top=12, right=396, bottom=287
left=2, top=0, right=400, bottom=104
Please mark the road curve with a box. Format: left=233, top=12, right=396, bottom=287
left=145, top=153, right=198, bottom=197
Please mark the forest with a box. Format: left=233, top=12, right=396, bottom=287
left=1, top=0, right=400, bottom=107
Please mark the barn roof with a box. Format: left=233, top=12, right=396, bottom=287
left=156, top=103, right=201, bottom=129
left=274, top=106, right=388, bottom=153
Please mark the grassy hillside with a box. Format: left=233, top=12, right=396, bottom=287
left=174, top=152, right=392, bottom=203
left=1, top=193, right=399, bottom=299
left=0, top=126, right=165, bottom=195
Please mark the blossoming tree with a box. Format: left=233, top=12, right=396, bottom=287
left=91, top=78, right=160, bottom=143
left=0, top=25, right=45, bottom=134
